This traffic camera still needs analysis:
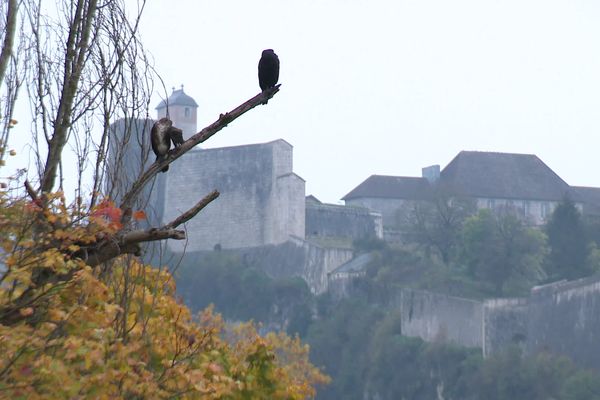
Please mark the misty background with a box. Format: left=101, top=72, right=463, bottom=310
left=7, top=0, right=600, bottom=203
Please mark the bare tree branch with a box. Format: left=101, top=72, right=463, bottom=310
left=119, top=85, right=281, bottom=216
left=0, top=0, right=18, bottom=86
left=40, top=0, right=99, bottom=194
left=85, top=190, right=219, bottom=266
left=163, top=190, right=219, bottom=230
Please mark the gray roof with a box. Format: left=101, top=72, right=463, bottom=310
left=342, top=175, right=432, bottom=201
left=572, top=186, right=600, bottom=214
left=155, top=87, right=198, bottom=109
left=343, top=151, right=577, bottom=203
left=331, top=253, right=374, bottom=274
left=440, top=151, right=573, bottom=201
left=306, top=194, right=322, bottom=204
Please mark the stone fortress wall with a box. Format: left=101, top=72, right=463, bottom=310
left=305, top=201, right=383, bottom=240
left=398, top=288, right=484, bottom=348
left=152, top=134, right=600, bottom=369
left=162, top=140, right=305, bottom=253
left=126, top=88, right=600, bottom=372
left=152, top=136, right=378, bottom=294
left=394, top=276, right=600, bottom=369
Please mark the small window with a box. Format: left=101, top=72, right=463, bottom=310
left=541, top=203, right=549, bottom=219
left=184, top=107, right=191, bottom=118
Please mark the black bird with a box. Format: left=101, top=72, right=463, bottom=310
left=151, top=117, right=172, bottom=173
left=258, top=49, right=279, bottom=91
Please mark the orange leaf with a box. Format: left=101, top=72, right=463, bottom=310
left=91, top=200, right=123, bottom=223
left=19, top=307, right=34, bottom=316
left=133, top=210, right=147, bottom=221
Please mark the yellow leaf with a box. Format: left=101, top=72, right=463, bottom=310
left=19, top=307, right=34, bottom=316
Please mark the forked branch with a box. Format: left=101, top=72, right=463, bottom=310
left=119, top=85, right=280, bottom=216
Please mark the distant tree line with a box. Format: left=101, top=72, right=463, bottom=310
left=396, top=196, right=600, bottom=296
left=174, top=196, right=600, bottom=399
left=305, top=295, right=600, bottom=400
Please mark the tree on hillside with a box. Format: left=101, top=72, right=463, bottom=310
left=461, top=209, right=548, bottom=295
left=401, top=190, right=476, bottom=264
left=0, top=1, right=328, bottom=398
left=545, top=198, right=597, bottom=280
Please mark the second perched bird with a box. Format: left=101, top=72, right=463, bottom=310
left=258, top=49, right=280, bottom=91
left=151, top=117, right=174, bottom=173
left=169, top=127, right=184, bottom=147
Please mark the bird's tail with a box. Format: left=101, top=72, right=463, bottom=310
left=156, top=155, right=169, bottom=173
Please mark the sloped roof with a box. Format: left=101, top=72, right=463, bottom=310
left=155, top=87, right=198, bottom=109
left=572, top=186, right=600, bottom=214
left=440, top=151, right=572, bottom=201
left=330, top=253, right=373, bottom=275
left=342, top=175, right=432, bottom=201
left=306, top=195, right=322, bottom=204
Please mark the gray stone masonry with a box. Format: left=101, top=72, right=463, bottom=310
left=483, top=298, right=529, bottom=356
left=399, top=288, right=484, bottom=348
left=305, top=202, right=383, bottom=240
left=392, top=275, right=600, bottom=369
left=240, top=236, right=353, bottom=295
left=526, top=277, right=600, bottom=369
left=162, top=140, right=305, bottom=252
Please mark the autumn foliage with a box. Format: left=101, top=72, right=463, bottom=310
left=0, top=193, right=329, bottom=398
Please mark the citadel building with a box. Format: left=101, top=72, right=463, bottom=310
left=115, top=87, right=600, bottom=293
left=114, top=88, right=600, bottom=369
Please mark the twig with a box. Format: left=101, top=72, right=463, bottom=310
left=163, top=190, right=219, bottom=230
left=119, top=85, right=280, bottom=219
left=24, top=179, right=38, bottom=201
left=85, top=190, right=220, bottom=266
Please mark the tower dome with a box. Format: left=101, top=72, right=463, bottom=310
left=155, top=85, right=198, bottom=136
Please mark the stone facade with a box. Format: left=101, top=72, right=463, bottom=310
left=475, top=198, right=560, bottom=226
left=305, top=201, right=383, bottom=240
left=240, top=236, right=353, bottom=295
left=393, top=275, right=600, bottom=369
left=526, top=277, right=600, bottom=369
left=398, top=288, right=484, bottom=348
left=327, top=253, right=373, bottom=299
left=155, top=86, right=198, bottom=137
left=343, top=197, right=410, bottom=230
left=162, top=140, right=305, bottom=252
left=482, top=297, right=529, bottom=356
left=342, top=151, right=598, bottom=231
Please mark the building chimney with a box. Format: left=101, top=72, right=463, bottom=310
left=422, top=165, right=440, bottom=183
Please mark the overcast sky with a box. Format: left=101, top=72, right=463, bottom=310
left=8, top=0, right=600, bottom=204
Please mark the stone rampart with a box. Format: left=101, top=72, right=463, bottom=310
left=525, top=276, right=600, bottom=369
left=306, top=202, right=382, bottom=240
left=225, top=237, right=353, bottom=294
left=162, top=140, right=305, bottom=252
left=399, top=288, right=483, bottom=348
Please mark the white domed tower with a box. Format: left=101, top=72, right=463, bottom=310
left=155, top=85, right=198, bottom=136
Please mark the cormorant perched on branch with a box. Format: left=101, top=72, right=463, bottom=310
left=169, top=127, right=184, bottom=147
left=151, top=117, right=177, bottom=173
left=258, top=49, right=279, bottom=91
